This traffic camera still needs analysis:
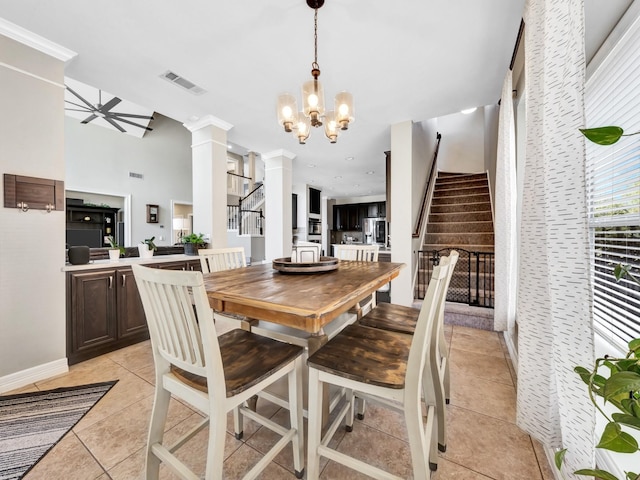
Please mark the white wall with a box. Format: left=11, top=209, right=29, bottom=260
left=436, top=108, right=487, bottom=173
left=0, top=35, right=67, bottom=385
left=65, top=114, right=192, bottom=247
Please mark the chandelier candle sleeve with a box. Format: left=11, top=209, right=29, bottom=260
left=275, top=0, right=353, bottom=143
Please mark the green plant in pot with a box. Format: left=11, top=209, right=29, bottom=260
left=181, top=233, right=205, bottom=256
left=107, top=236, right=125, bottom=260
left=138, top=236, right=157, bottom=259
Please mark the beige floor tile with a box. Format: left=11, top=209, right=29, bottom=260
left=450, top=372, right=517, bottom=423
left=319, top=421, right=414, bottom=479
left=106, top=339, right=154, bottom=373
left=36, top=356, right=130, bottom=391
left=76, top=394, right=192, bottom=470
left=451, top=327, right=505, bottom=358
left=443, top=405, right=542, bottom=480
left=431, top=457, right=494, bottom=479
left=358, top=399, right=408, bottom=442
left=532, top=438, right=557, bottom=480
left=449, top=347, right=513, bottom=386
left=24, top=432, right=105, bottom=480
left=227, top=398, right=281, bottom=440
left=223, top=444, right=298, bottom=479
left=74, top=371, right=154, bottom=432
left=1, top=383, right=39, bottom=395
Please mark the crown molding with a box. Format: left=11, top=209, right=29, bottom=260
left=0, top=18, right=77, bottom=62
left=263, top=149, right=296, bottom=161
left=183, top=114, right=233, bottom=133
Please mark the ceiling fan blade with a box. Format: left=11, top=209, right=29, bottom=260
left=65, top=100, right=93, bottom=111
left=108, top=112, right=155, bottom=120
left=99, top=96, right=121, bottom=113
left=66, top=85, right=96, bottom=110
left=107, top=115, right=153, bottom=131
left=104, top=117, right=126, bottom=133
left=81, top=114, right=98, bottom=124
left=65, top=108, right=94, bottom=113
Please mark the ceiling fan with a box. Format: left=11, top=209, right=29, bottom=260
left=65, top=85, right=154, bottom=132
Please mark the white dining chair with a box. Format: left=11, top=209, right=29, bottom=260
left=357, top=250, right=459, bottom=453
left=199, top=247, right=248, bottom=329
left=132, top=264, right=305, bottom=480
left=306, top=257, right=451, bottom=479
left=333, top=244, right=381, bottom=316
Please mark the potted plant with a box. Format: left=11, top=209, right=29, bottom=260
left=181, top=233, right=205, bottom=256
left=107, top=236, right=125, bottom=262
left=138, top=236, right=157, bottom=259
left=555, top=264, right=640, bottom=480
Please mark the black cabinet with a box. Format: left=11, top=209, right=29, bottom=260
left=66, top=203, right=120, bottom=248
left=334, top=202, right=385, bottom=231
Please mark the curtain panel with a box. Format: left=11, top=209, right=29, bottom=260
left=516, top=0, right=595, bottom=476
left=494, top=71, right=518, bottom=333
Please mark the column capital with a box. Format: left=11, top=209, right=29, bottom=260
left=262, top=149, right=296, bottom=161
left=183, top=114, right=233, bottom=133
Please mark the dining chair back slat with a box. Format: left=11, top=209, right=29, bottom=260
left=333, top=244, right=379, bottom=262
left=199, top=247, right=247, bottom=273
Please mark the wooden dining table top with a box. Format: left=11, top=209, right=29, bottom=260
left=203, top=260, right=405, bottom=334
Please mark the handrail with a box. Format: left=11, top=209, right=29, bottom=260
left=412, top=132, right=442, bottom=238
left=242, top=183, right=263, bottom=202
left=226, top=171, right=253, bottom=180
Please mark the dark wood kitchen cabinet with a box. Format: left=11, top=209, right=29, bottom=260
left=67, top=267, right=149, bottom=365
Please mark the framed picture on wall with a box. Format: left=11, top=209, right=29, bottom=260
left=147, top=204, right=159, bottom=223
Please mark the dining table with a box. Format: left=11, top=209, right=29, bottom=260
left=202, top=258, right=405, bottom=423
left=203, top=259, right=405, bottom=351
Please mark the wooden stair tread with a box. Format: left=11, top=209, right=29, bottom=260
left=358, top=303, right=419, bottom=335
left=307, top=324, right=412, bottom=389
left=171, top=329, right=303, bottom=397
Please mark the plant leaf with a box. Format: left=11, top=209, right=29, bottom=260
left=580, top=126, right=624, bottom=145
left=603, top=372, right=640, bottom=401
left=630, top=338, right=640, bottom=356
left=596, top=422, right=638, bottom=453
left=625, top=472, right=639, bottom=480
left=554, top=448, right=566, bottom=470
left=611, top=413, right=640, bottom=431
left=574, top=468, right=619, bottom=480
left=575, top=366, right=592, bottom=385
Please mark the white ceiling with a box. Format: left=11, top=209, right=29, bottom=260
left=0, top=0, right=632, bottom=198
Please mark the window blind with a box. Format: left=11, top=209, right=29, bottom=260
left=586, top=15, right=640, bottom=347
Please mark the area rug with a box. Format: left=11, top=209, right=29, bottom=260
left=0, top=380, right=117, bottom=480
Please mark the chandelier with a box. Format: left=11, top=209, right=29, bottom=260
left=276, top=0, right=354, bottom=144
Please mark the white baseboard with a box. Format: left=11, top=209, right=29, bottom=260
left=503, top=330, right=518, bottom=372
left=0, top=358, right=68, bottom=394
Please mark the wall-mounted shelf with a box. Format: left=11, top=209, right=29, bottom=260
left=3, top=174, right=64, bottom=212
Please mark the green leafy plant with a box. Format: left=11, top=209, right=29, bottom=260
left=107, top=236, right=125, bottom=256
left=181, top=233, right=205, bottom=245
left=142, top=236, right=157, bottom=251
left=555, top=265, right=640, bottom=480
left=580, top=126, right=640, bottom=145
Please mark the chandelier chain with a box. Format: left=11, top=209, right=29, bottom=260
left=313, top=7, right=319, bottom=68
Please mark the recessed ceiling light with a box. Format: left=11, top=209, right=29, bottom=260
left=307, top=164, right=316, bottom=168
left=334, top=176, right=342, bottom=180
left=461, top=107, right=477, bottom=114
left=345, top=156, right=354, bottom=161
left=366, top=171, right=374, bottom=175
left=354, top=184, right=360, bottom=187
left=227, top=144, right=232, bottom=149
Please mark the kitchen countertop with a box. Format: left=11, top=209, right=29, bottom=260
left=331, top=244, right=392, bottom=254
left=62, top=254, right=199, bottom=272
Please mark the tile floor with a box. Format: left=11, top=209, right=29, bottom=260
left=9, top=323, right=556, bottom=480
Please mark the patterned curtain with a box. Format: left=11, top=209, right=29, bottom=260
left=494, top=71, right=517, bottom=332
left=516, top=0, right=595, bottom=476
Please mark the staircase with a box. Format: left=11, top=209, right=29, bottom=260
left=416, top=171, right=495, bottom=310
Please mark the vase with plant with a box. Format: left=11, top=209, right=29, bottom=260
left=107, top=236, right=125, bottom=262
left=181, top=233, right=205, bottom=256
left=138, top=236, right=157, bottom=259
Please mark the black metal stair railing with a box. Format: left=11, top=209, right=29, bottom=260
left=415, top=248, right=495, bottom=308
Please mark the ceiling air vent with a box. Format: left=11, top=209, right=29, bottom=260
left=160, top=70, right=206, bottom=95
left=129, top=172, right=144, bottom=179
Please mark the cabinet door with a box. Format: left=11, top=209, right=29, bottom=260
left=69, top=270, right=117, bottom=354
left=157, top=261, right=187, bottom=270
left=117, top=269, right=148, bottom=339
left=333, top=205, right=344, bottom=231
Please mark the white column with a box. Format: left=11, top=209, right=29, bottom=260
left=247, top=151, right=256, bottom=192
left=390, top=120, right=414, bottom=306
left=184, top=115, right=232, bottom=248
left=263, top=149, right=295, bottom=261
